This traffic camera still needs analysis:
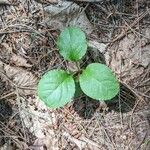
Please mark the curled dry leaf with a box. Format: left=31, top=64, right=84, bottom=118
left=10, top=54, right=32, bottom=68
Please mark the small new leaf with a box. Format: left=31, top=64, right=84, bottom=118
left=57, top=27, right=87, bottom=61
left=79, top=63, right=119, bottom=101
left=38, top=70, right=75, bottom=108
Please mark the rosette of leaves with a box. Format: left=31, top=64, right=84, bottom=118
left=38, top=27, right=120, bottom=108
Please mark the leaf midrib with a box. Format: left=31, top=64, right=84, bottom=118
left=46, top=75, right=70, bottom=102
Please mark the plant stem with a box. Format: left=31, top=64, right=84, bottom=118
left=75, top=61, right=80, bottom=72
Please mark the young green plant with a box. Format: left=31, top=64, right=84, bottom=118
left=38, top=27, right=120, bottom=108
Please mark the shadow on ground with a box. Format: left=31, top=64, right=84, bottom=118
left=106, top=83, right=136, bottom=113
left=73, top=83, right=137, bottom=119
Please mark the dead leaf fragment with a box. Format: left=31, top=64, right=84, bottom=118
left=63, top=132, right=86, bottom=150
left=31, top=136, right=58, bottom=150
left=44, top=1, right=94, bottom=34
left=108, top=29, right=150, bottom=82
left=88, top=40, right=107, bottom=53
left=10, top=54, right=32, bottom=68
left=0, top=61, right=37, bottom=95
left=71, top=0, right=104, bottom=2
left=0, top=43, right=32, bottom=67
left=34, top=0, right=58, bottom=4
left=0, top=0, right=10, bottom=5
left=5, top=65, right=37, bottom=95
left=20, top=96, right=58, bottom=150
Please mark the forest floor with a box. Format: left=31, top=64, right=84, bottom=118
left=0, top=0, right=150, bottom=150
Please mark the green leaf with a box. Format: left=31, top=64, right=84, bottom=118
left=38, top=70, right=75, bottom=108
left=79, top=63, right=119, bottom=101
left=57, top=27, right=87, bottom=61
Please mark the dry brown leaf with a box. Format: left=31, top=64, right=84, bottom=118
left=0, top=43, right=12, bottom=62
left=44, top=0, right=94, bottom=34
left=62, top=132, right=86, bottom=150
left=88, top=40, right=107, bottom=53
left=4, top=64, right=37, bottom=95
left=20, top=96, right=58, bottom=150
left=1, top=43, right=32, bottom=67
left=0, top=61, right=37, bottom=95
left=34, top=0, right=58, bottom=4
left=0, top=60, right=4, bottom=72
left=108, top=28, right=150, bottom=82
left=10, top=54, right=32, bottom=68
left=72, top=0, right=104, bottom=2
left=0, top=43, right=12, bottom=53
left=0, top=0, right=10, bottom=5
left=31, top=138, right=45, bottom=150
left=31, top=136, right=58, bottom=150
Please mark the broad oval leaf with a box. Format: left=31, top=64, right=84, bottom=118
left=57, top=27, right=87, bottom=61
left=38, top=70, right=75, bottom=108
left=79, top=63, right=119, bottom=101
